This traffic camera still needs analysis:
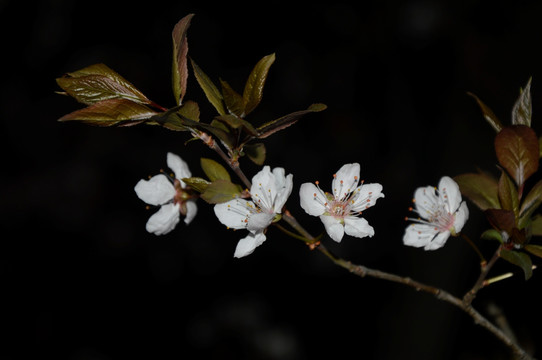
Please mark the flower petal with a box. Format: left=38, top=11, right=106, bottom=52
left=234, top=232, right=267, bottom=258
left=332, top=163, right=360, bottom=200
left=146, top=203, right=180, bottom=235
left=183, top=200, right=198, bottom=225
left=214, top=199, right=253, bottom=229
left=413, top=185, right=439, bottom=220
left=403, top=223, right=439, bottom=248
left=134, top=174, right=175, bottom=206
left=320, top=215, right=345, bottom=242
left=438, top=176, right=462, bottom=214
left=452, top=201, right=469, bottom=234
left=273, top=173, right=293, bottom=213
left=247, top=212, right=275, bottom=232
left=167, top=152, right=191, bottom=186
left=424, top=231, right=450, bottom=250
left=299, top=183, right=327, bottom=216
left=250, top=166, right=276, bottom=210
left=350, top=182, right=385, bottom=212
left=344, top=216, right=375, bottom=238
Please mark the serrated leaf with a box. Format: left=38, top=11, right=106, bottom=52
left=498, top=170, right=519, bottom=216
left=257, top=103, right=327, bottom=139
left=172, top=14, right=194, bottom=105
left=518, top=179, right=542, bottom=229
left=500, top=249, right=533, bottom=280
left=244, top=143, right=266, bottom=165
left=467, top=92, right=503, bottom=132
left=190, top=58, right=226, bottom=115
left=495, top=125, right=539, bottom=188
left=512, top=78, right=532, bottom=127
left=56, top=63, right=151, bottom=105
left=220, top=79, right=245, bottom=117
left=243, top=53, right=275, bottom=116
left=481, top=229, right=504, bottom=243
left=181, top=177, right=210, bottom=193
left=454, top=173, right=500, bottom=211
left=58, top=98, right=158, bottom=126
left=200, top=158, right=231, bottom=182
left=525, top=244, right=542, bottom=258
left=200, top=179, right=243, bottom=204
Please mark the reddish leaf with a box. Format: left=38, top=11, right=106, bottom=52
left=467, top=92, right=503, bottom=132
left=172, top=14, right=194, bottom=105
left=485, top=208, right=516, bottom=234
left=56, top=63, right=151, bottom=105
left=58, top=99, right=158, bottom=126
left=495, top=125, right=539, bottom=188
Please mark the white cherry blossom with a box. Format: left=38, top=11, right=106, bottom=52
left=214, top=166, right=293, bottom=258
left=403, top=176, right=469, bottom=250
left=299, top=163, right=384, bottom=243
left=134, top=152, right=197, bottom=235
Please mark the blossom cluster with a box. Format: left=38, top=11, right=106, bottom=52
left=135, top=153, right=468, bottom=257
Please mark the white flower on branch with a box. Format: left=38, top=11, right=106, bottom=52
left=299, top=163, right=384, bottom=243
left=214, top=166, right=293, bottom=258
left=403, top=176, right=469, bottom=250
left=134, top=152, right=197, bottom=235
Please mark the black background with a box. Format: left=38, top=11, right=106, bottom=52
left=2, top=0, right=542, bottom=359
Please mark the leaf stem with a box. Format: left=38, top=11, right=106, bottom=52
left=460, top=232, right=486, bottom=265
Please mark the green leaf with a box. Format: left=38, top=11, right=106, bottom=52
left=481, top=229, right=504, bottom=243
left=190, top=58, right=226, bottom=115
left=495, top=125, right=539, bottom=188
left=220, top=79, right=245, bottom=117
left=525, top=244, right=542, bottom=258
left=243, top=143, right=266, bottom=165
left=56, top=63, right=151, bottom=105
left=181, top=177, right=210, bottom=193
left=200, top=158, right=231, bottom=182
left=200, top=179, right=243, bottom=204
left=500, top=249, right=533, bottom=280
left=243, top=53, right=275, bottom=116
left=467, top=92, right=503, bottom=132
left=518, top=179, right=542, bottom=228
left=58, top=99, right=158, bottom=126
left=498, top=170, right=519, bottom=216
left=215, top=114, right=258, bottom=137
left=531, top=214, right=542, bottom=236
left=511, top=78, right=532, bottom=127
left=172, top=14, right=194, bottom=105
left=148, top=101, right=200, bottom=131
left=257, top=103, right=327, bottom=138
left=454, top=173, right=500, bottom=211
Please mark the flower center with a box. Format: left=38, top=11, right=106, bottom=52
left=429, top=209, right=455, bottom=233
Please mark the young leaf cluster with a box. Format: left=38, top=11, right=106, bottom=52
left=56, top=14, right=326, bottom=167
left=457, top=79, right=542, bottom=279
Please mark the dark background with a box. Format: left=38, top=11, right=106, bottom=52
left=2, top=0, right=542, bottom=359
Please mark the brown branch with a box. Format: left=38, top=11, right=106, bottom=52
left=315, top=243, right=532, bottom=360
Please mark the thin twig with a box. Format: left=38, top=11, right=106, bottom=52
left=464, top=245, right=502, bottom=305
